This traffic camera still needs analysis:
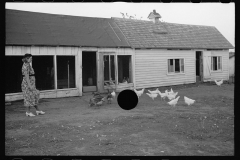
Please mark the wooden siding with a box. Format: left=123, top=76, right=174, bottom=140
left=135, top=50, right=196, bottom=89
left=5, top=46, right=134, bottom=101
left=229, top=57, right=234, bottom=76
left=209, top=51, right=229, bottom=81
left=5, top=46, right=82, bottom=101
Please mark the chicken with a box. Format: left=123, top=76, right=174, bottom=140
left=96, top=97, right=105, bottom=106
left=146, top=93, right=158, bottom=100
left=167, top=92, right=178, bottom=101
left=148, top=88, right=159, bottom=94
left=168, top=96, right=180, bottom=107
left=184, top=96, right=195, bottom=106
left=111, top=90, right=116, bottom=99
left=214, top=79, right=223, bottom=86
left=134, top=88, right=145, bottom=98
left=158, top=90, right=168, bottom=101
left=168, top=88, right=174, bottom=94
left=89, top=92, right=105, bottom=107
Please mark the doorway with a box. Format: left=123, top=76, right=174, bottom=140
left=82, top=51, right=97, bottom=92
left=196, top=51, right=203, bottom=82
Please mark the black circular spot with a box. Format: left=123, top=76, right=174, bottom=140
left=117, top=89, right=138, bottom=110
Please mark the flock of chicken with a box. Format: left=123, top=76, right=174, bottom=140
left=89, top=79, right=224, bottom=107
left=89, top=89, right=116, bottom=107
left=134, top=88, right=195, bottom=107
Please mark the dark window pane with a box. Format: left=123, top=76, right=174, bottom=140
left=104, top=55, right=109, bottom=81
left=175, top=59, right=180, bottom=72
left=5, top=56, right=23, bottom=93
left=110, top=55, right=115, bottom=81
left=213, top=57, right=217, bottom=70
left=57, top=56, right=75, bottom=89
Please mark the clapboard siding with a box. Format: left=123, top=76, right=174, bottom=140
left=135, top=50, right=195, bottom=89
left=209, top=51, right=229, bottom=81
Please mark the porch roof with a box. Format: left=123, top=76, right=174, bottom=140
left=6, top=9, right=130, bottom=48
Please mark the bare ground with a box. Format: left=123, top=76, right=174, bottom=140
left=5, top=82, right=234, bottom=156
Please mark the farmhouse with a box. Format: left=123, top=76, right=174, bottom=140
left=5, top=9, right=234, bottom=101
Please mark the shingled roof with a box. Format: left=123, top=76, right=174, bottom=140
left=113, top=17, right=234, bottom=49
left=6, top=9, right=130, bottom=47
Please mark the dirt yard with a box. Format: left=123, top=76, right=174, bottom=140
left=5, top=82, right=234, bottom=156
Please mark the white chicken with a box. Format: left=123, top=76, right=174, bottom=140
left=158, top=90, right=168, bottom=101
left=146, top=93, right=158, bottom=100
left=168, top=96, right=180, bottom=107
left=214, top=79, right=223, bottom=87
left=167, top=92, right=178, bottom=101
left=111, top=90, right=116, bottom=98
left=184, top=96, right=195, bottom=106
left=168, top=88, right=174, bottom=94
left=134, top=88, right=145, bottom=98
left=148, top=88, right=159, bottom=94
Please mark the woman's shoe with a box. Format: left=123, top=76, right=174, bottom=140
left=36, top=111, right=45, bottom=115
left=26, top=112, right=36, bottom=117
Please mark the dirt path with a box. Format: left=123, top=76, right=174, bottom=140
left=5, top=83, right=234, bottom=156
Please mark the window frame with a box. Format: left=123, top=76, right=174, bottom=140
left=211, top=56, right=222, bottom=72
left=167, top=58, right=185, bottom=75
left=103, top=53, right=116, bottom=85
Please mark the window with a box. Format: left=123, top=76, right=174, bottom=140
left=118, top=55, right=132, bottom=83
left=5, top=56, right=55, bottom=94
left=57, top=56, right=76, bottom=89
left=104, top=55, right=115, bottom=85
left=168, top=58, right=184, bottom=73
left=211, top=56, right=222, bottom=71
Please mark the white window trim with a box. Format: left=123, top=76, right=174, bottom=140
left=211, top=56, right=223, bottom=72
left=167, top=58, right=185, bottom=75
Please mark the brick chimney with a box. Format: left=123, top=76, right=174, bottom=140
left=148, top=10, right=161, bottom=23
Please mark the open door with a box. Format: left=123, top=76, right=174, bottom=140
left=203, top=51, right=212, bottom=81
left=82, top=51, right=97, bottom=92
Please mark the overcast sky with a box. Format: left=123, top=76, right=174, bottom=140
left=5, top=2, right=235, bottom=51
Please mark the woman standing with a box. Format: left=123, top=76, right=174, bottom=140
left=22, top=53, right=45, bottom=117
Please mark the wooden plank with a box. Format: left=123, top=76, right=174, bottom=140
left=56, top=89, right=79, bottom=98
left=47, top=47, right=56, bottom=55
left=30, top=46, right=40, bottom=55
left=12, top=46, right=22, bottom=55
left=21, top=46, right=31, bottom=55
left=5, top=46, right=13, bottom=55
left=39, top=47, right=48, bottom=55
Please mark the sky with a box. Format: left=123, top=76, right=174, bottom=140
left=5, top=2, right=235, bottom=51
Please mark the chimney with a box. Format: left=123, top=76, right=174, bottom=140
left=148, top=9, right=161, bottom=23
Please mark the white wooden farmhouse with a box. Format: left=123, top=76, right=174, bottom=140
left=5, top=9, right=234, bottom=101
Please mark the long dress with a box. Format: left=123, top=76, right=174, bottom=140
left=21, top=62, right=40, bottom=107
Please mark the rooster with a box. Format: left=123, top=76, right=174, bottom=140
left=146, top=93, right=158, bottom=100
left=148, top=88, right=159, bottom=94
left=214, top=79, right=223, bottom=87
left=134, top=88, right=145, bottom=98
left=184, top=96, right=195, bottom=106
left=168, top=96, right=180, bottom=107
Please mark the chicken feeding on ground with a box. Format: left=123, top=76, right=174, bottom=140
left=134, top=88, right=145, bottom=98
left=184, top=96, right=195, bottom=106
left=158, top=90, right=168, bottom=101
left=106, top=89, right=114, bottom=104
left=167, top=92, right=178, bottom=101
left=167, top=96, right=180, bottom=107
left=148, top=88, right=160, bottom=94
left=96, top=97, right=105, bottom=106
left=214, top=79, right=223, bottom=87
left=89, top=92, right=105, bottom=107
left=146, top=93, right=158, bottom=100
